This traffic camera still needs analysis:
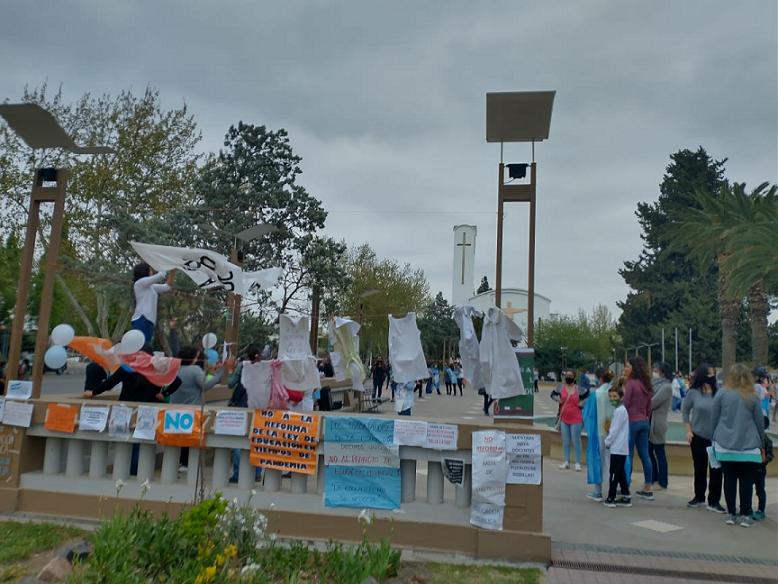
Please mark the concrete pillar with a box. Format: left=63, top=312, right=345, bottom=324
left=401, top=459, right=416, bottom=503
left=212, top=448, right=229, bottom=489
left=161, top=446, right=180, bottom=484
left=455, top=464, right=472, bottom=508
left=136, top=443, right=155, bottom=483
left=89, top=441, right=108, bottom=478
left=238, top=450, right=254, bottom=490
left=43, top=437, right=63, bottom=475
left=113, top=442, right=131, bottom=481
left=316, top=455, right=325, bottom=495
left=291, top=473, right=307, bottom=494
left=65, top=440, right=84, bottom=477
left=187, top=448, right=201, bottom=486
left=426, top=460, right=444, bottom=504
left=264, top=469, right=281, bottom=492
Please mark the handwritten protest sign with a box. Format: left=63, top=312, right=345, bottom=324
left=156, top=409, right=205, bottom=448
left=249, top=409, right=320, bottom=475
left=1, top=400, right=33, bottom=428
left=44, top=404, right=78, bottom=434
left=214, top=410, right=248, bottom=436
left=79, top=406, right=109, bottom=432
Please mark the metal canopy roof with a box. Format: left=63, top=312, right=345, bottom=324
left=486, top=91, right=555, bottom=143
left=0, top=103, right=113, bottom=154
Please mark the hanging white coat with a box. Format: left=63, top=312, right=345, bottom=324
left=453, top=305, right=485, bottom=390
left=388, top=313, right=428, bottom=384
left=479, top=307, right=525, bottom=399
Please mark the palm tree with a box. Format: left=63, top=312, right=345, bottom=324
left=721, top=184, right=778, bottom=365
left=664, top=182, right=774, bottom=372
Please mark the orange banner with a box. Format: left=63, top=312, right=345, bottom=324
left=44, top=404, right=78, bottom=434
left=156, top=409, right=205, bottom=448
left=249, top=409, right=320, bottom=475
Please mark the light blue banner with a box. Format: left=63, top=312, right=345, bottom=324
left=324, top=466, right=401, bottom=509
left=324, top=416, right=400, bottom=510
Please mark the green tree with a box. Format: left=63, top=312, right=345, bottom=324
left=664, top=182, right=776, bottom=370
left=0, top=234, right=21, bottom=325
left=417, top=292, right=460, bottom=361
left=476, top=276, right=491, bottom=294
left=326, top=244, right=429, bottom=356
left=618, top=147, right=728, bottom=367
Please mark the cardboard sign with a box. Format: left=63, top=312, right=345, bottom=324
left=6, top=380, right=32, bottom=400
left=79, top=406, right=109, bottom=432
left=214, top=410, right=248, bottom=436
left=44, top=403, right=78, bottom=433
left=426, top=423, right=458, bottom=450
left=393, top=419, right=427, bottom=447
left=2, top=400, right=34, bottom=428
left=442, top=457, right=465, bottom=486
left=249, top=409, right=320, bottom=475
left=156, top=409, right=204, bottom=448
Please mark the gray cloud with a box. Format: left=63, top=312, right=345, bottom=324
left=1, top=0, right=776, bottom=319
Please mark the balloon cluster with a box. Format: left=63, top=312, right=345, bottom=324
left=44, top=324, right=75, bottom=369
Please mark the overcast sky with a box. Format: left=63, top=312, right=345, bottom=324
left=2, top=0, right=776, bottom=318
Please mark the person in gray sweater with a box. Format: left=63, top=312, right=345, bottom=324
left=649, top=362, right=673, bottom=489
left=712, top=363, right=766, bottom=528
left=682, top=363, right=724, bottom=512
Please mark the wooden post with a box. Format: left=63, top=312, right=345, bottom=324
left=226, top=245, right=242, bottom=358
left=495, top=163, right=505, bottom=308
left=527, top=162, right=537, bottom=347
left=4, top=168, right=68, bottom=398
left=309, top=288, right=320, bottom=355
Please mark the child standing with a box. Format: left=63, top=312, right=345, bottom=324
left=604, top=385, right=632, bottom=508
left=753, top=417, right=773, bottom=521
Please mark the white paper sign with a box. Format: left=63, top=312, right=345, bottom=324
left=425, top=423, right=458, bottom=450
left=2, top=400, right=34, bottom=428
left=323, top=442, right=401, bottom=467
left=470, top=501, right=505, bottom=531
left=470, top=430, right=507, bottom=530
left=393, top=420, right=428, bottom=447
left=214, top=410, right=248, bottom=436
left=506, top=433, right=542, bottom=485
left=79, top=406, right=109, bottom=432
left=109, top=405, right=132, bottom=438
left=132, top=406, right=159, bottom=441
left=6, top=380, right=32, bottom=400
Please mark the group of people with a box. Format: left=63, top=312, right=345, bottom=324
left=553, top=357, right=774, bottom=527
left=370, top=358, right=466, bottom=401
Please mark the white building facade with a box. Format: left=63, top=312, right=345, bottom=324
left=467, top=288, right=551, bottom=336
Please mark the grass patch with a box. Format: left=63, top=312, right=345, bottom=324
left=425, top=562, right=541, bottom=584
left=0, top=521, right=86, bottom=565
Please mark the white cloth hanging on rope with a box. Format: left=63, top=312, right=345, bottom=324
left=328, top=317, right=366, bottom=392
left=479, top=306, right=525, bottom=399
left=278, top=314, right=320, bottom=392
left=388, top=313, right=428, bottom=384
left=453, top=305, right=485, bottom=389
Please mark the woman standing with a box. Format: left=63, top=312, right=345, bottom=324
left=584, top=367, right=615, bottom=501
left=649, top=362, right=673, bottom=490
left=682, top=363, right=724, bottom=512
left=712, top=363, right=766, bottom=528
left=623, top=357, right=654, bottom=500
left=552, top=370, right=584, bottom=471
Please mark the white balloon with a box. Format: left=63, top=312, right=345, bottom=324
left=44, top=345, right=68, bottom=369
left=119, top=329, right=146, bottom=354
left=202, top=333, right=218, bottom=349
left=51, top=324, right=75, bottom=346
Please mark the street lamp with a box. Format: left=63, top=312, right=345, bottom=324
left=0, top=103, right=112, bottom=397
left=486, top=90, right=555, bottom=348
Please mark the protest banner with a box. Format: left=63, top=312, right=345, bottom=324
left=324, top=417, right=400, bottom=509
left=470, top=430, right=507, bottom=531
left=506, top=433, right=542, bottom=485
left=156, top=409, right=205, bottom=448
left=249, top=409, right=320, bottom=475
left=44, top=403, right=78, bottom=434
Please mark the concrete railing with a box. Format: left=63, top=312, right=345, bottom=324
left=0, top=397, right=553, bottom=563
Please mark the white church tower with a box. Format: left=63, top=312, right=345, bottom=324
left=451, top=224, right=477, bottom=306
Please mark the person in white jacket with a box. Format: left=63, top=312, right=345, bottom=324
left=604, top=384, right=632, bottom=508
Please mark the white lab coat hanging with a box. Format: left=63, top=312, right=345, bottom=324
left=388, top=313, right=428, bottom=384
left=479, top=307, right=524, bottom=399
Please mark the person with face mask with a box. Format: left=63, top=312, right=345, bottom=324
left=649, top=362, right=673, bottom=490
left=551, top=370, right=584, bottom=471
left=682, top=363, right=725, bottom=512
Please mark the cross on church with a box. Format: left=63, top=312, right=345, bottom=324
left=457, top=231, right=471, bottom=285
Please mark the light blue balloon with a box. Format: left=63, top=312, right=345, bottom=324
left=205, top=349, right=219, bottom=365
left=44, top=345, right=68, bottom=370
